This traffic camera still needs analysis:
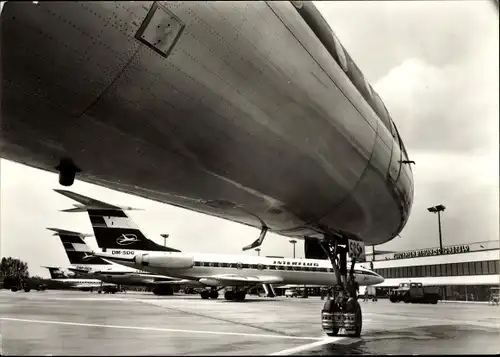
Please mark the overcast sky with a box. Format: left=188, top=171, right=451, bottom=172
left=1, top=1, right=498, bottom=277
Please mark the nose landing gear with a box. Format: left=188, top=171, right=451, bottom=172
left=320, top=236, right=364, bottom=337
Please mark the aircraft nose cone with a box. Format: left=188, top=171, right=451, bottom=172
left=376, top=274, right=385, bottom=284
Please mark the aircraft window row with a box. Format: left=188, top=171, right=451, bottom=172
left=374, top=260, right=499, bottom=279
left=311, top=21, right=400, bottom=150
left=331, top=33, right=348, bottom=72
left=193, top=262, right=375, bottom=275
left=328, top=35, right=394, bottom=135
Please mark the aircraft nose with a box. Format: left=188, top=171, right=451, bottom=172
left=375, top=273, right=385, bottom=284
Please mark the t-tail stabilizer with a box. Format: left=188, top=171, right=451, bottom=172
left=54, top=190, right=181, bottom=253
left=47, top=227, right=112, bottom=266
left=42, top=266, right=70, bottom=279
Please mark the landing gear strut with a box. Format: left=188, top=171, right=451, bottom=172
left=209, top=288, right=219, bottom=299
left=320, top=237, right=363, bottom=337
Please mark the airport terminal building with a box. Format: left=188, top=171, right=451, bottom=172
left=361, top=240, right=500, bottom=301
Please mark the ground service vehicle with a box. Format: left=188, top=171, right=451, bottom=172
left=363, top=286, right=378, bottom=302
left=4, top=277, right=47, bottom=292
left=389, top=282, right=440, bottom=304
left=284, top=289, right=299, bottom=298
left=488, top=287, right=500, bottom=306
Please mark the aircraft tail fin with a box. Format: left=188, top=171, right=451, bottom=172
left=54, top=190, right=181, bottom=253
left=42, top=266, right=70, bottom=279
left=48, top=227, right=112, bottom=266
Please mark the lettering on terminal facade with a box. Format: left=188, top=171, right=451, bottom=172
left=393, top=245, right=470, bottom=260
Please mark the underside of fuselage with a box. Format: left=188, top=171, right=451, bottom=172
left=0, top=1, right=414, bottom=246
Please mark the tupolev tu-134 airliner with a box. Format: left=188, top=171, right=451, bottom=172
left=1, top=1, right=414, bottom=337
left=52, top=189, right=385, bottom=300
left=50, top=223, right=384, bottom=300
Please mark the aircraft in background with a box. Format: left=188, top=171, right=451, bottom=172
left=2, top=1, right=412, bottom=336
left=42, top=266, right=117, bottom=293
left=55, top=190, right=384, bottom=301
left=49, top=227, right=196, bottom=295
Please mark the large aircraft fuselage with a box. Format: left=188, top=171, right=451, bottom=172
left=0, top=1, right=414, bottom=245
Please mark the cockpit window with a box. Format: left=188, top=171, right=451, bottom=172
left=371, top=89, right=394, bottom=136
left=391, top=120, right=411, bottom=168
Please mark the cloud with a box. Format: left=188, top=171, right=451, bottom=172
left=375, top=58, right=498, bottom=154
left=381, top=150, right=499, bottom=252
left=314, top=0, right=499, bottom=82
left=371, top=56, right=498, bottom=251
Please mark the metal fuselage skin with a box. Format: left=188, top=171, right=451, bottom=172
left=90, top=272, right=156, bottom=286
left=106, top=252, right=385, bottom=287
left=0, top=1, right=414, bottom=245
left=50, top=278, right=109, bottom=289
left=88, top=270, right=175, bottom=286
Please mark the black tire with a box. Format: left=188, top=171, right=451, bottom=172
left=24, top=287, right=31, bottom=292
left=209, top=290, right=219, bottom=299
left=326, top=329, right=340, bottom=337
left=322, top=299, right=341, bottom=337
left=235, top=291, right=246, bottom=301
left=224, top=291, right=235, bottom=301
left=11, top=287, right=18, bottom=292
left=200, top=290, right=210, bottom=299
left=346, top=300, right=362, bottom=338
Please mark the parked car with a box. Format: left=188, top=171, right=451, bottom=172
left=284, top=288, right=300, bottom=298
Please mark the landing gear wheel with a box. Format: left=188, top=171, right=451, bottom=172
left=326, top=329, right=340, bottom=337
left=234, top=291, right=246, bottom=301
left=210, top=290, right=219, bottom=299
left=346, top=300, right=362, bottom=337
left=224, top=291, right=235, bottom=301
left=322, top=299, right=340, bottom=336
left=200, top=290, right=210, bottom=299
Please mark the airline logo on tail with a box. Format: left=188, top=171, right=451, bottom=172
left=81, top=253, right=95, bottom=261
left=116, top=234, right=140, bottom=246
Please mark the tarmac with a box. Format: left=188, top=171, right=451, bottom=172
left=0, top=290, right=499, bottom=355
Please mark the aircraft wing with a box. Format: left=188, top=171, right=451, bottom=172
left=154, top=279, right=200, bottom=286
left=122, top=273, right=188, bottom=283
left=74, top=267, right=193, bottom=285
left=198, top=274, right=284, bottom=286
left=72, top=283, right=102, bottom=289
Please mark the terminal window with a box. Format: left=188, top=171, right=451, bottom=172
left=375, top=259, right=499, bottom=279
left=482, top=261, right=489, bottom=274
left=463, top=262, right=469, bottom=275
